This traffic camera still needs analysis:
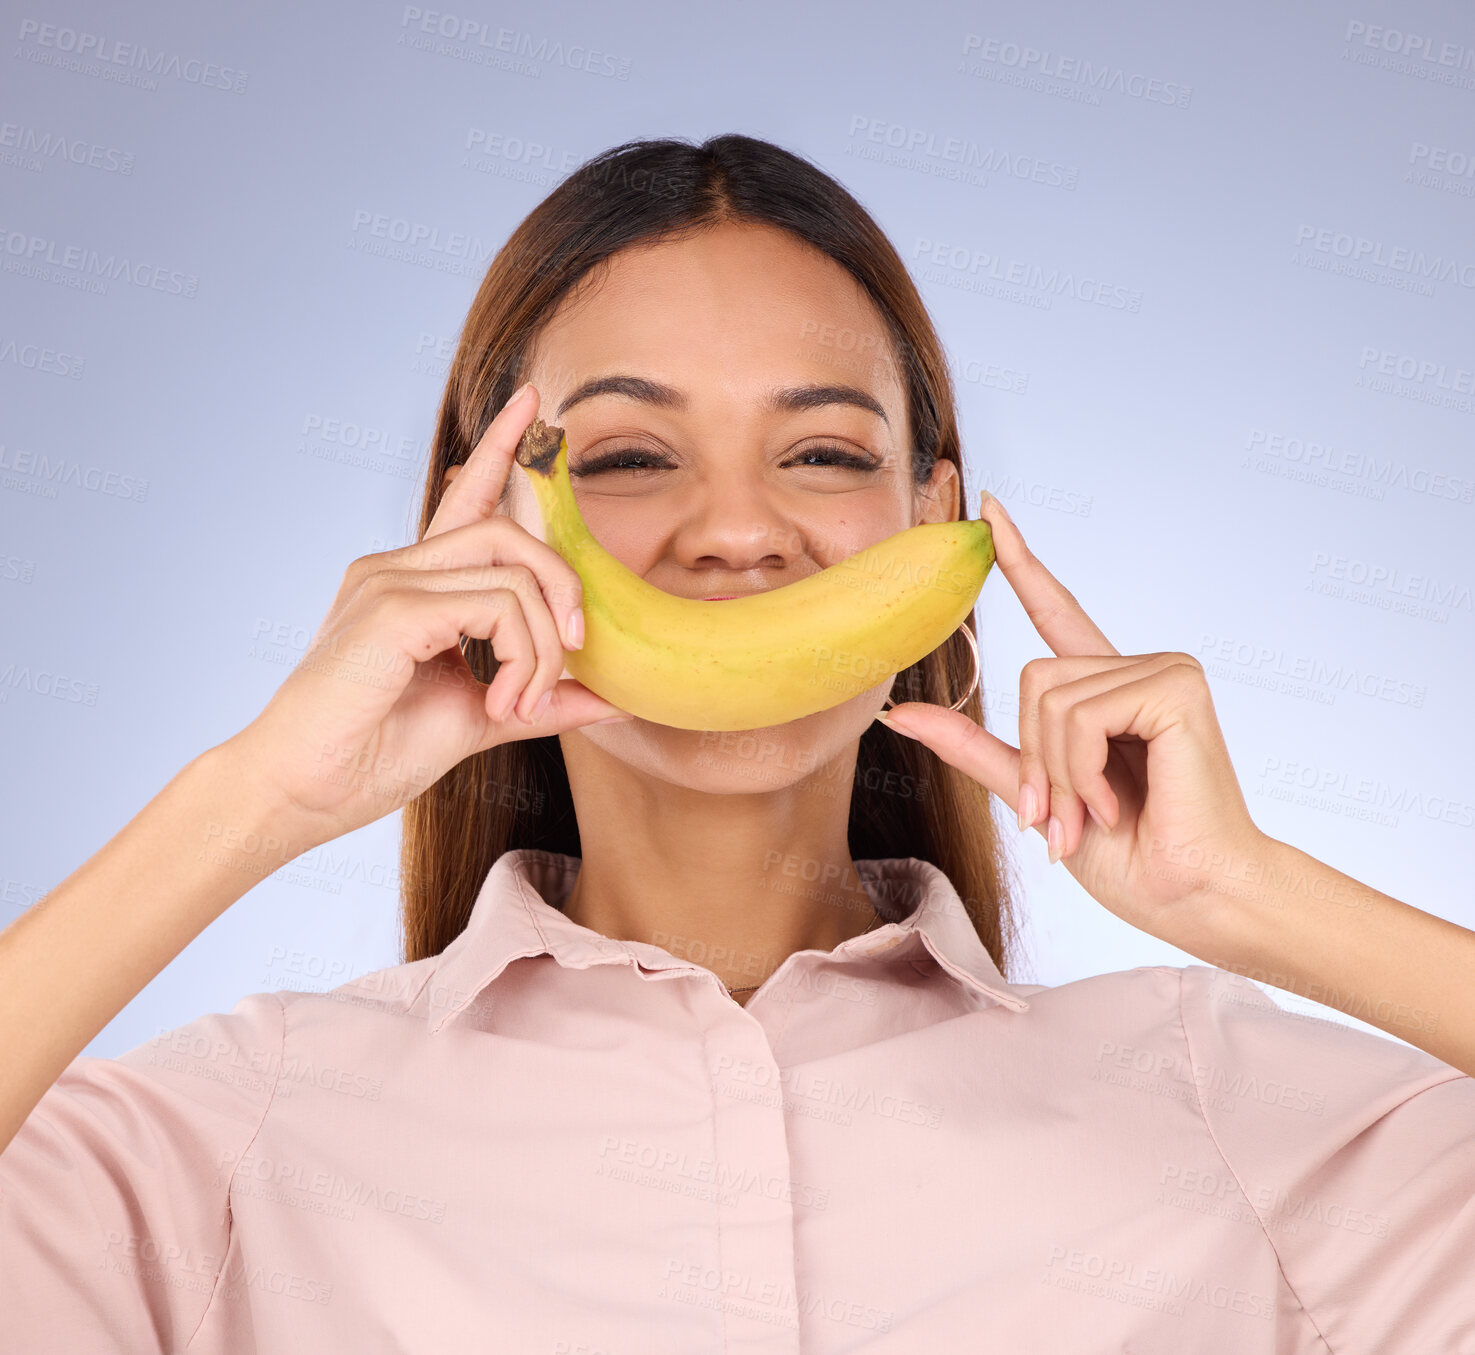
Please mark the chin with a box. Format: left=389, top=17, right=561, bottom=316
left=576, top=690, right=886, bottom=795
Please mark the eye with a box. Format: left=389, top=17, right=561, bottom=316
left=783, top=445, right=882, bottom=471
left=567, top=445, right=884, bottom=477
left=569, top=448, right=672, bottom=477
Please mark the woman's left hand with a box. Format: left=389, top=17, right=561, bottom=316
left=878, top=492, right=1268, bottom=952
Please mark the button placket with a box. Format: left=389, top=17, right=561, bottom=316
left=689, top=1008, right=803, bottom=1351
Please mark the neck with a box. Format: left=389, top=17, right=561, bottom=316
left=556, top=730, right=881, bottom=996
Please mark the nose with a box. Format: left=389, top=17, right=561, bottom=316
left=667, top=475, right=805, bottom=577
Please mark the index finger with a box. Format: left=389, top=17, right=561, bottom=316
left=424, top=383, right=538, bottom=541
left=978, top=492, right=1119, bottom=658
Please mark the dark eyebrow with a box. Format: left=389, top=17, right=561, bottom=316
left=555, top=374, right=889, bottom=427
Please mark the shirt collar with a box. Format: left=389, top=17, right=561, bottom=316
left=426, top=848, right=1029, bottom=1035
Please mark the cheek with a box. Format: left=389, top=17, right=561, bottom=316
left=804, top=502, right=914, bottom=570
left=575, top=500, right=666, bottom=573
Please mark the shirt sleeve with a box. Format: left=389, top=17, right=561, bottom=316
left=0, top=989, right=286, bottom=1353
left=1178, top=963, right=1475, bottom=1353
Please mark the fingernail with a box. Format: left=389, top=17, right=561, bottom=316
left=592, top=713, right=635, bottom=725
left=1086, top=802, right=1106, bottom=831
left=508, top=382, right=532, bottom=407
left=566, top=607, right=585, bottom=650
left=1046, top=815, right=1064, bottom=865
left=1017, top=783, right=1037, bottom=833
left=872, top=711, right=894, bottom=728
left=533, top=689, right=553, bottom=721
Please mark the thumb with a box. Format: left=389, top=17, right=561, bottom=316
left=491, top=678, right=635, bottom=744
left=877, top=701, right=1022, bottom=820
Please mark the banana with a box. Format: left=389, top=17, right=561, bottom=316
left=513, top=417, right=994, bottom=731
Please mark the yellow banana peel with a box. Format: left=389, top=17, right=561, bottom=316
left=513, top=417, right=994, bottom=731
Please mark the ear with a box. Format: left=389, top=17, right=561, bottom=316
left=917, top=456, right=960, bottom=525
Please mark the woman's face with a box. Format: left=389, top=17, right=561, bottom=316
left=453, top=219, right=959, bottom=793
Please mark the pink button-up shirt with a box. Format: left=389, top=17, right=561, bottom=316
left=3, top=847, right=1472, bottom=1351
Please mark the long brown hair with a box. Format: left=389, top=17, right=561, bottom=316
left=400, top=134, right=1022, bottom=979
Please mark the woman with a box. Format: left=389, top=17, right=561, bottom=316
left=2, top=134, right=1471, bottom=1351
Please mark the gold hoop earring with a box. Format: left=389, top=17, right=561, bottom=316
left=881, top=620, right=980, bottom=713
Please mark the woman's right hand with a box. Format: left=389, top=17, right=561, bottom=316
left=225, top=383, right=630, bottom=845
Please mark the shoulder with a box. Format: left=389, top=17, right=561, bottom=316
left=1171, top=962, right=1469, bottom=1137
left=1014, top=960, right=1453, bottom=1065
left=1162, top=972, right=1475, bottom=1352
left=1005, top=962, right=1466, bottom=1114
left=266, top=953, right=445, bottom=1037
left=104, top=954, right=446, bottom=1105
